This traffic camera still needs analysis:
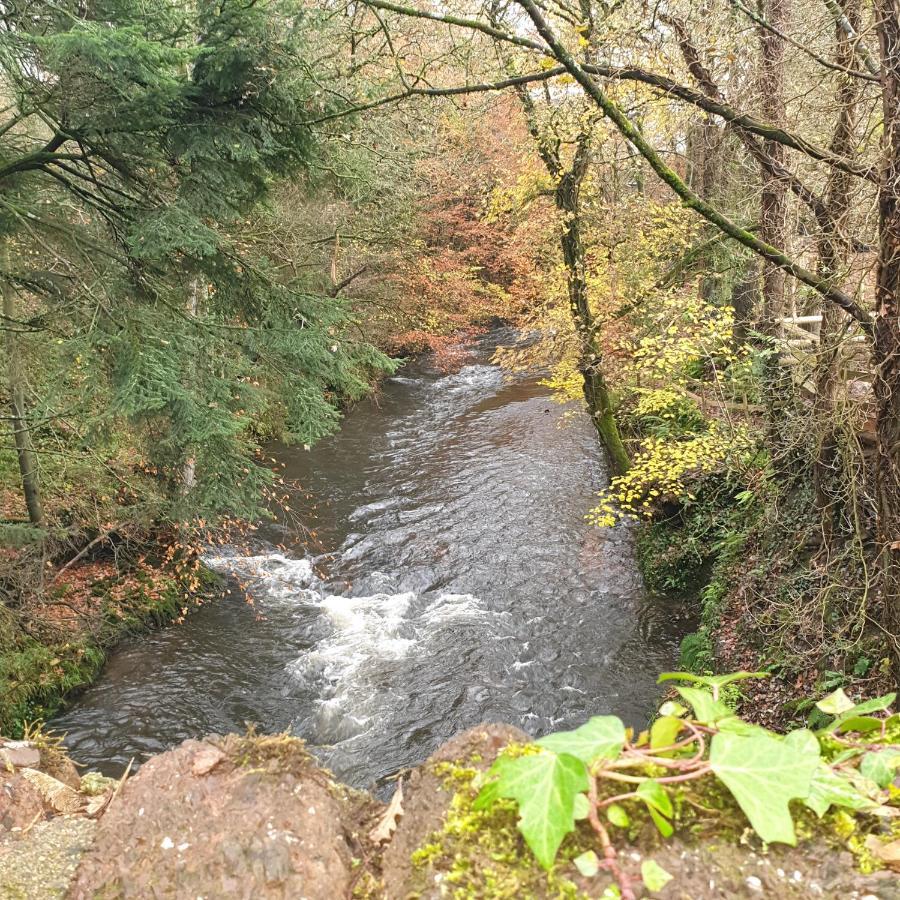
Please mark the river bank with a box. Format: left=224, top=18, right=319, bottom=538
left=0, top=554, right=223, bottom=738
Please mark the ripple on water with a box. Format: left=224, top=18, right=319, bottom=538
left=52, top=330, right=692, bottom=788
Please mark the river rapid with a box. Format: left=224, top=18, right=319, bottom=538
left=53, top=330, right=690, bottom=789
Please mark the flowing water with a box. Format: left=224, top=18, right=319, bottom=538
left=53, top=330, right=691, bottom=789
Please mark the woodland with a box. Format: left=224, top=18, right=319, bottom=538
left=0, top=0, right=900, bottom=884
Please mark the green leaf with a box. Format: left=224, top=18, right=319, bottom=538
left=573, top=850, right=600, bottom=877
left=606, top=803, right=630, bottom=828
left=647, top=806, right=674, bottom=837
left=658, top=671, right=768, bottom=689
left=835, top=715, right=884, bottom=734
left=709, top=731, right=819, bottom=844
left=641, top=859, right=674, bottom=893
left=824, top=693, right=897, bottom=734
left=658, top=700, right=687, bottom=718
left=804, top=765, right=877, bottom=817
left=536, top=716, right=626, bottom=764
left=637, top=779, right=674, bottom=836
left=573, top=793, right=591, bottom=820
left=816, top=688, right=855, bottom=716
left=476, top=751, right=589, bottom=869
left=636, top=779, right=674, bottom=817
left=650, top=715, right=683, bottom=752
left=783, top=728, right=820, bottom=756
left=674, top=686, right=735, bottom=725
left=859, top=750, right=900, bottom=789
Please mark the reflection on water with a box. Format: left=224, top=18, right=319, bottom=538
left=53, top=329, right=692, bottom=788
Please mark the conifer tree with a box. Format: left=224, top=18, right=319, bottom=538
left=0, top=0, right=392, bottom=530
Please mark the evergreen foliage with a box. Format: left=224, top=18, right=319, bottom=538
left=0, top=0, right=393, bottom=526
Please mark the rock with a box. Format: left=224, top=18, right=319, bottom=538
left=0, top=739, right=41, bottom=769
left=190, top=744, right=225, bottom=776
left=0, top=771, right=46, bottom=832
left=382, top=723, right=529, bottom=899
left=39, top=750, right=82, bottom=791
left=69, top=735, right=359, bottom=899
left=0, top=816, right=96, bottom=899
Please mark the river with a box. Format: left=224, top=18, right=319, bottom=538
left=52, top=329, right=691, bottom=789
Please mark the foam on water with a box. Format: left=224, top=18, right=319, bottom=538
left=208, top=548, right=490, bottom=749
left=203, top=551, right=319, bottom=599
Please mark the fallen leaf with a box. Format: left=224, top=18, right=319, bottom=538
left=369, top=781, right=404, bottom=845
left=865, top=835, right=900, bottom=870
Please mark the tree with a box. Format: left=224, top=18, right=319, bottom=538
left=0, top=0, right=392, bottom=531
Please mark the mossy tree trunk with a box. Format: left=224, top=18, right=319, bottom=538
left=554, top=142, right=630, bottom=476
left=496, top=0, right=629, bottom=476
left=814, top=0, right=863, bottom=549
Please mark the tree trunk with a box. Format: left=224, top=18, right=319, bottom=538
left=182, top=278, right=200, bottom=494
left=758, top=0, right=790, bottom=336
left=2, top=241, right=44, bottom=527
left=556, top=155, right=630, bottom=476
left=874, top=0, right=900, bottom=678
left=814, top=0, right=863, bottom=548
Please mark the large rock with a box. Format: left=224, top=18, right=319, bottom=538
left=0, top=739, right=41, bottom=770
left=382, top=723, right=530, bottom=898
left=69, top=735, right=361, bottom=899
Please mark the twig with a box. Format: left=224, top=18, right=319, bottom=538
left=588, top=776, right=636, bottom=900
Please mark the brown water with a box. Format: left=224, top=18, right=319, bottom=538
left=53, top=330, right=691, bottom=789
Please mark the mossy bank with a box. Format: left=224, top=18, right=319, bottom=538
left=636, top=479, right=895, bottom=729
left=0, top=561, right=222, bottom=737
left=4, top=722, right=896, bottom=899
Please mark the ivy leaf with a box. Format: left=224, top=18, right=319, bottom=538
left=641, top=859, right=674, bottom=893
left=637, top=779, right=674, bottom=837
left=859, top=750, right=900, bottom=789
left=709, top=731, right=819, bottom=844
left=573, top=793, right=591, bottom=820
left=536, top=716, right=626, bottom=764
left=804, top=764, right=877, bottom=817
left=674, top=686, right=735, bottom=725
left=475, top=751, right=588, bottom=869
left=573, top=850, right=600, bottom=877
left=606, top=803, right=630, bottom=828
left=658, top=700, right=687, bottom=718
left=823, top=693, right=896, bottom=734
left=637, top=779, right=674, bottom=816
left=835, top=715, right=884, bottom=734
left=650, top=715, right=683, bottom=753
left=815, top=688, right=856, bottom=716
left=783, top=728, right=819, bottom=756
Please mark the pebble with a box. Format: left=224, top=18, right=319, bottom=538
left=746, top=875, right=763, bottom=892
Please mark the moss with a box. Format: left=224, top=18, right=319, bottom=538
left=410, top=759, right=590, bottom=899
left=223, top=729, right=311, bottom=776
